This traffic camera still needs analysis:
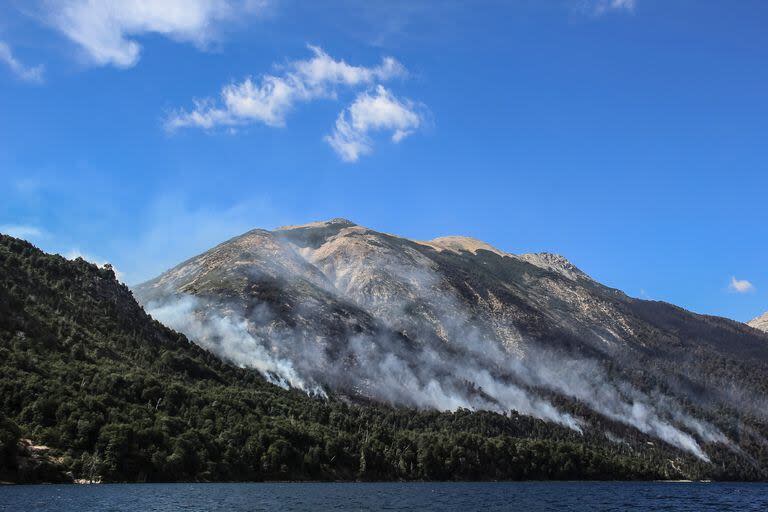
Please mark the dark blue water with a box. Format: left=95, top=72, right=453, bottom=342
left=1, top=482, right=767, bottom=511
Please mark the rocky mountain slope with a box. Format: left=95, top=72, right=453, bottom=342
left=3, top=233, right=726, bottom=483
left=749, top=312, right=768, bottom=333
left=134, top=218, right=768, bottom=465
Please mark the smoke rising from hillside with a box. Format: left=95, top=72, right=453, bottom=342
left=148, top=296, right=324, bottom=396
left=138, top=224, right=733, bottom=461
left=147, top=293, right=582, bottom=429
left=309, top=241, right=726, bottom=461
left=147, top=287, right=726, bottom=460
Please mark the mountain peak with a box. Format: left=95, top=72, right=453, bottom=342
left=748, top=312, right=768, bottom=332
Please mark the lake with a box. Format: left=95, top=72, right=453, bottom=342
left=1, top=482, right=767, bottom=511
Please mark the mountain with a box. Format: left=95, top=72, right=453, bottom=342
left=134, top=218, right=768, bottom=470
left=4, top=232, right=729, bottom=483
left=749, top=312, right=768, bottom=333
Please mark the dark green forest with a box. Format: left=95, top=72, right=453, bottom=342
left=0, top=234, right=764, bottom=483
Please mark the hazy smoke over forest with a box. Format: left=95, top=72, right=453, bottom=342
left=148, top=287, right=726, bottom=461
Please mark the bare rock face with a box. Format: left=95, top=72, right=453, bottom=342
left=133, top=218, right=768, bottom=460
left=749, top=312, right=768, bottom=332
left=519, top=252, right=590, bottom=281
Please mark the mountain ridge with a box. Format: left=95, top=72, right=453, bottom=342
left=134, top=218, right=768, bottom=466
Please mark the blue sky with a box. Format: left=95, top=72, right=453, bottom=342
left=0, top=0, right=766, bottom=322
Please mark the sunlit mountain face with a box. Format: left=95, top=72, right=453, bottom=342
left=134, top=218, right=768, bottom=462
left=749, top=312, right=768, bottom=333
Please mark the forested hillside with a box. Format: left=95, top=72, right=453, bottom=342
left=0, top=234, right=762, bottom=483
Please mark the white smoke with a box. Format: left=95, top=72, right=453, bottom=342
left=148, top=296, right=324, bottom=396
left=514, top=354, right=725, bottom=462
left=146, top=289, right=730, bottom=461
left=340, top=331, right=583, bottom=430
left=302, top=243, right=727, bottom=460
left=141, top=233, right=729, bottom=461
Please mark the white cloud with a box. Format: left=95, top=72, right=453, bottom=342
left=0, top=224, right=47, bottom=240
left=590, top=0, right=636, bottom=15
left=45, top=0, right=264, bottom=68
left=0, top=41, right=44, bottom=83
left=325, top=85, right=424, bottom=162
left=165, top=45, right=407, bottom=130
left=729, top=276, right=755, bottom=294
left=294, top=45, right=406, bottom=88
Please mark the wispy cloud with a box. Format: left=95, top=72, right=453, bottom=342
left=0, top=41, right=44, bottom=83
left=325, top=85, right=424, bottom=162
left=729, top=276, right=755, bottom=294
left=165, top=45, right=406, bottom=131
left=44, top=0, right=264, bottom=68
left=165, top=45, right=423, bottom=161
left=0, top=224, right=47, bottom=240
left=587, top=0, right=636, bottom=16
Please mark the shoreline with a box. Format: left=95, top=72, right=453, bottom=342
left=0, top=478, right=741, bottom=486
